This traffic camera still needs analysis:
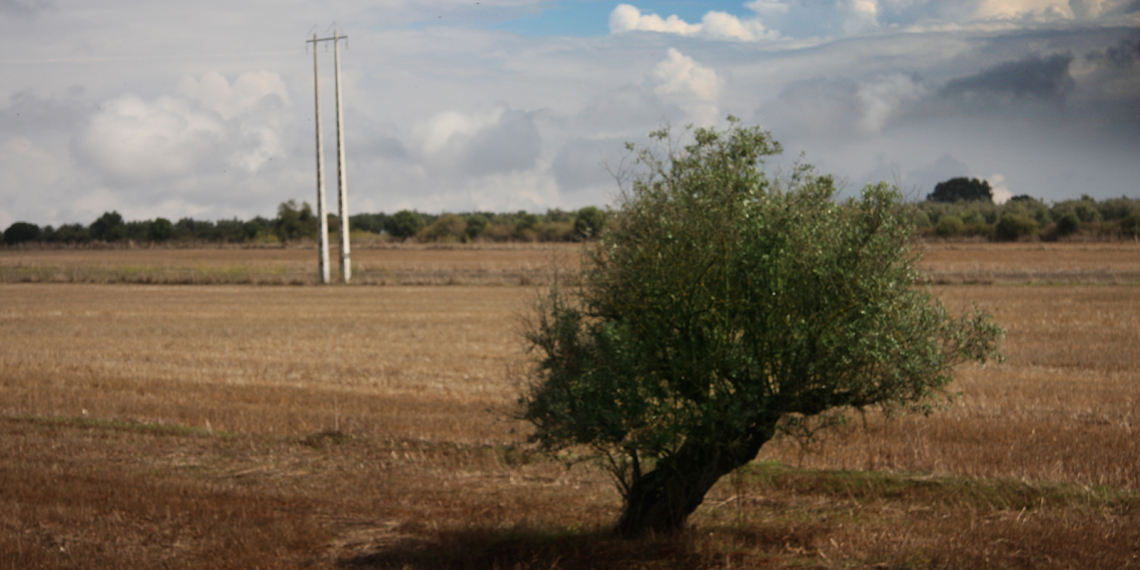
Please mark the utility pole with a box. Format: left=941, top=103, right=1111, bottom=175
left=306, top=30, right=350, bottom=283
left=333, top=31, right=350, bottom=283
left=307, top=33, right=330, bottom=284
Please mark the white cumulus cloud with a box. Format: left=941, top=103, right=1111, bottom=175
left=77, top=95, right=224, bottom=184
left=178, top=71, right=289, bottom=121
left=650, top=48, right=725, bottom=126
left=651, top=48, right=724, bottom=102
left=609, top=3, right=774, bottom=41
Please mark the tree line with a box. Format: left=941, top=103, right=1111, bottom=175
left=915, top=181, right=1140, bottom=241
left=4, top=184, right=1138, bottom=247
left=1, top=202, right=609, bottom=246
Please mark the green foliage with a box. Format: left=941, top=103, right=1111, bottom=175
left=148, top=218, right=174, bottom=242
left=3, top=222, right=41, bottom=245
left=520, top=121, right=1004, bottom=536
left=1120, top=210, right=1140, bottom=237
left=349, top=212, right=388, bottom=234
left=935, top=215, right=966, bottom=237
left=387, top=210, right=426, bottom=239
left=422, top=213, right=467, bottom=242
left=572, top=206, right=606, bottom=240
left=927, top=177, right=993, bottom=203
left=45, top=223, right=90, bottom=244
left=1054, top=211, right=1081, bottom=238
left=995, top=213, right=1040, bottom=241
left=464, top=214, right=489, bottom=240
left=274, top=200, right=318, bottom=242
left=89, top=211, right=126, bottom=242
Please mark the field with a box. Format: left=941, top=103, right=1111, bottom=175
left=1, top=243, right=1138, bottom=569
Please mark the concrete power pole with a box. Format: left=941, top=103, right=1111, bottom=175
left=333, top=31, right=350, bottom=283
left=307, top=33, right=330, bottom=284
left=306, top=31, right=350, bottom=283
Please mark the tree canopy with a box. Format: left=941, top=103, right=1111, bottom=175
left=927, top=177, right=993, bottom=203
left=519, top=121, right=1004, bottom=537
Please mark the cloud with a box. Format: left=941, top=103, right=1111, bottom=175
left=941, top=52, right=1075, bottom=101
left=759, top=72, right=927, bottom=142
left=855, top=73, right=929, bottom=133
left=989, top=173, right=1013, bottom=203
left=551, top=137, right=626, bottom=192
left=76, top=94, right=225, bottom=184
left=651, top=48, right=724, bottom=102
left=574, top=84, right=684, bottom=135
left=0, top=0, right=49, bottom=18
left=609, top=3, right=774, bottom=41
left=178, top=71, right=289, bottom=121
left=413, top=105, right=541, bottom=176
left=0, top=88, right=91, bottom=136
left=649, top=48, right=724, bottom=125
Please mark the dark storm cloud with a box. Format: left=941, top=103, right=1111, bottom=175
left=1087, top=33, right=1140, bottom=67
left=940, top=53, right=1075, bottom=101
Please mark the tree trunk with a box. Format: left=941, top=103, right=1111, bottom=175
left=615, top=422, right=777, bottom=537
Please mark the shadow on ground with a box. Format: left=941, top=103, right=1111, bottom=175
left=337, top=527, right=731, bottom=570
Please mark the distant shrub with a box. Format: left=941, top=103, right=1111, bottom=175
left=935, top=215, right=966, bottom=237
left=464, top=214, right=489, bottom=240
left=90, top=211, right=126, bottom=242
left=996, top=213, right=1039, bottom=241
left=1054, top=212, right=1081, bottom=238
left=387, top=210, right=425, bottom=240
left=1120, top=210, right=1140, bottom=237
left=572, top=206, right=606, bottom=240
left=148, top=218, right=174, bottom=242
left=421, top=213, right=467, bottom=242
left=3, top=222, right=41, bottom=245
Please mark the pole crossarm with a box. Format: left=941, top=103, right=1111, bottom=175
left=306, top=35, right=348, bottom=47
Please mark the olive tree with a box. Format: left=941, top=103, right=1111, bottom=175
left=519, top=121, right=1003, bottom=537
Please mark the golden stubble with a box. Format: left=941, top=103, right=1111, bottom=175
left=2, top=243, right=1139, bottom=568
left=1, top=284, right=536, bottom=444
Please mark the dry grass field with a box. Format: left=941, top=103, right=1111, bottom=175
left=1, top=243, right=1138, bottom=569
left=0, top=243, right=580, bottom=286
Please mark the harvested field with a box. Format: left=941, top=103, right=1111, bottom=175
left=1, top=244, right=1138, bottom=568
left=4, top=241, right=1140, bottom=285
left=916, top=241, right=1140, bottom=284
left=0, top=244, right=580, bottom=286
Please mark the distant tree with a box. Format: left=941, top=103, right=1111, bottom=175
left=1119, top=210, right=1140, bottom=237
left=519, top=121, right=1004, bottom=537
left=274, top=200, right=318, bottom=242
left=3, top=222, right=41, bottom=245
left=350, top=213, right=388, bottom=234
left=572, top=206, right=606, bottom=240
left=89, top=211, right=127, bottom=242
left=464, top=214, right=489, bottom=240
left=48, top=223, right=90, bottom=244
left=422, top=213, right=467, bottom=242
left=1054, top=212, right=1081, bottom=238
left=935, top=215, right=966, bottom=237
left=515, top=212, right=540, bottom=233
left=995, top=213, right=1039, bottom=241
left=387, top=210, right=425, bottom=240
left=148, top=218, right=174, bottom=242
left=927, top=177, right=993, bottom=203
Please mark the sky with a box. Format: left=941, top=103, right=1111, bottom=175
left=1, top=0, right=1137, bottom=228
